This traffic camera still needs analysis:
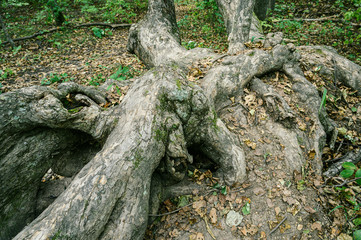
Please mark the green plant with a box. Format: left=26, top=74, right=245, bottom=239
left=89, top=74, right=105, bottom=86
left=41, top=73, right=72, bottom=85
left=92, top=27, right=105, bottom=38
left=182, top=40, right=203, bottom=49
left=0, top=68, right=14, bottom=80
left=110, top=65, right=133, bottom=81
left=319, top=88, right=327, bottom=112
left=12, top=45, right=22, bottom=55
left=176, top=0, right=227, bottom=50
left=101, top=0, right=148, bottom=23
left=212, top=182, right=227, bottom=195
left=331, top=162, right=361, bottom=236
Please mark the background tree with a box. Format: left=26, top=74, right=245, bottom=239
left=254, top=0, right=275, bottom=20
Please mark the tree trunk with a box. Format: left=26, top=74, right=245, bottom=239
left=47, top=0, right=66, bottom=26
left=215, top=0, right=255, bottom=54
left=254, top=0, right=275, bottom=21
left=2, top=0, right=361, bottom=239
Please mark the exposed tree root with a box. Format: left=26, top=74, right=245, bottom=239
left=1, top=0, right=361, bottom=239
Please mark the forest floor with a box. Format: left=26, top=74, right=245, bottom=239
left=0, top=0, right=361, bottom=239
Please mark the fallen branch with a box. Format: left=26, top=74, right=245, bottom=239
left=269, top=216, right=287, bottom=235
left=76, top=22, right=131, bottom=28
left=148, top=202, right=194, bottom=217
left=148, top=189, right=215, bottom=217
left=273, top=16, right=361, bottom=27
left=204, top=217, right=216, bottom=240
left=1, top=22, right=132, bottom=45
left=333, top=176, right=361, bottom=188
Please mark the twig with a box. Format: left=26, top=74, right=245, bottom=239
left=211, top=54, right=228, bottom=63
left=148, top=202, right=194, bottom=217
left=1, top=22, right=132, bottom=45
left=333, top=176, right=361, bottom=187
left=148, top=189, right=216, bottom=217
left=273, top=16, right=361, bottom=27
left=269, top=216, right=287, bottom=235
left=204, top=217, right=216, bottom=239
left=336, top=139, right=344, bottom=155
left=76, top=22, right=131, bottom=28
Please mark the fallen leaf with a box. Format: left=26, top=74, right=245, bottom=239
left=304, top=206, right=316, bottom=214
left=311, top=221, right=322, bottom=231
left=244, top=139, right=257, bottom=149
left=274, top=206, right=281, bottom=216
left=209, top=208, right=218, bottom=224
left=297, top=224, right=303, bottom=230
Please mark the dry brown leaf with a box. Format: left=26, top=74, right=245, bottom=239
left=209, top=208, right=218, bottom=224
left=189, top=232, right=205, bottom=240
left=244, top=139, right=257, bottom=150
left=311, top=221, right=322, bottom=231
left=304, top=206, right=316, bottom=214
left=274, top=206, right=281, bottom=216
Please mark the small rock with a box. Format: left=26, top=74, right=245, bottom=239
left=226, top=210, right=243, bottom=227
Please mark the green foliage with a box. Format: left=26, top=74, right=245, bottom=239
left=110, top=65, right=133, bottom=81
left=1, top=0, right=29, bottom=7
left=354, top=229, right=361, bottom=239
left=92, top=27, right=105, bottom=38
left=176, top=0, right=227, bottom=50
left=41, top=73, right=73, bottom=85
left=12, top=45, right=22, bottom=55
left=333, top=162, right=361, bottom=236
left=319, top=88, right=327, bottom=113
left=263, top=0, right=361, bottom=65
left=242, top=202, right=251, bottom=215
left=177, top=195, right=190, bottom=207
left=89, top=74, right=105, bottom=86
left=0, top=68, right=14, bottom=80
left=75, top=0, right=148, bottom=23
left=102, top=0, right=147, bottom=23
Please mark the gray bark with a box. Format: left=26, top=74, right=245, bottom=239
left=215, top=0, right=255, bottom=54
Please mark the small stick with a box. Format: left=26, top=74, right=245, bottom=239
left=148, top=202, right=194, bottom=217
left=269, top=216, right=287, bottom=235
left=333, top=176, right=361, bottom=187
left=149, top=189, right=215, bottom=217
left=204, top=217, right=216, bottom=240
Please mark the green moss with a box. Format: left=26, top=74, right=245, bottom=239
left=315, top=49, right=325, bottom=55
left=154, top=128, right=168, bottom=143
left=248, top=51, right=255, bottom=57
left=134, top=149, right=144, bottom=169
left=68, top=106, right=84, bottom=113
left=297, top=135, right=304, bottom=145
left=51, top=230, right=71, bottom=240
left=211, top=109, right=219, bottom=130
left=176, top=79, right=182, bottom=90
